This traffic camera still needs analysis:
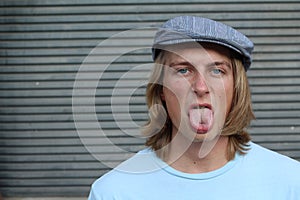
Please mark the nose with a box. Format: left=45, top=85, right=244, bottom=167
left=192, top=72, right=209, bottom=96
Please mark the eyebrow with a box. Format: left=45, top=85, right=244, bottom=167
left=206, top=61, right=232, bottom=69
left=169, top=61, right=192, bottom=68
left=169, top=60, right=232, bottom=69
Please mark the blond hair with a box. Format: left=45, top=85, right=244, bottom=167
left=142, top=49, right=255, bottom=161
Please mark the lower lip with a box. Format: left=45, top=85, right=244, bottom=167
left=191, top=124, right=210, bottom=134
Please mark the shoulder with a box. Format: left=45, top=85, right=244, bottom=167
left=247, top=142, right=300, bottom=166
left=91, top=148, right=156, bottom=184
left=88, top=148, right=161, bottom=199
left=88, top=159, right=141, bottom=199
left=90, top=167, right=127, bottom=195
left=248, top=142, right=300, bottom=166
left=246, top=142, right=300, bottom=180
left=238, top=142, right=300, bottom=197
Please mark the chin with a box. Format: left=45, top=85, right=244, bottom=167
left=193, top=131, right=220, bottom=143
left=192, top=137, right=206, bottom=143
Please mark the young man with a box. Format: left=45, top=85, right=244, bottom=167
left=88, top=16, right=300, bottom=199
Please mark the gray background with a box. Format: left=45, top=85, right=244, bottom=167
left=1, top=0, right=300, bottom=197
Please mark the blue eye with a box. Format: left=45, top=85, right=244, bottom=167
left=178, top=68, right=189, bottom=74
left=212, top=68, right=223, bottom=75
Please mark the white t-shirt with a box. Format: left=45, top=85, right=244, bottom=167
left=88, top=142, right=300, bottom=200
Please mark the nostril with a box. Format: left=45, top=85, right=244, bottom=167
left=192, top=84, right=209, bottom=96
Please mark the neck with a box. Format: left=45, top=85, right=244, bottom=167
left=166, top=135, right=229, bottom=174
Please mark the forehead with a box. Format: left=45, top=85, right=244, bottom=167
left=162, top=42, right=232, bottom=65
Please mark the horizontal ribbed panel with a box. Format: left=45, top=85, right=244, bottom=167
left=1, top=0, right=300, bottom=197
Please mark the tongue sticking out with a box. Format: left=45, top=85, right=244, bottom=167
left=189, top=107, right=213, bottom=133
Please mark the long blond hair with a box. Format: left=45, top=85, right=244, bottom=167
left=142, top=48, right=255, bottom=160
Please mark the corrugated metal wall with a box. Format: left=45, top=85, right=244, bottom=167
left=1, top=0, right=300, bottom=197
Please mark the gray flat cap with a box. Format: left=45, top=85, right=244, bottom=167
left=152, top=16, right=254, bottom=71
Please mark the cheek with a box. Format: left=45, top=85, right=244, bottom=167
left=223, top=80, right=234, bottom=114
left=162, top=82, right=186, bottom=121
left=162, top=87, right=180, bottom=125
left=211, top=78, right=233, bottom=115
left=162, top=86, right=180, bottom=106
left=162, top=79, right=189, bottom=105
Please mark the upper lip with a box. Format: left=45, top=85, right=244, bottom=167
left=189, top=103, right=212, bottom=110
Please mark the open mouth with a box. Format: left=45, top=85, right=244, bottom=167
left=188, top=104, right=213, bottom=134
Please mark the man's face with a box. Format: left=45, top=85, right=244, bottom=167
left=161, top=43, right=234, bottom=143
